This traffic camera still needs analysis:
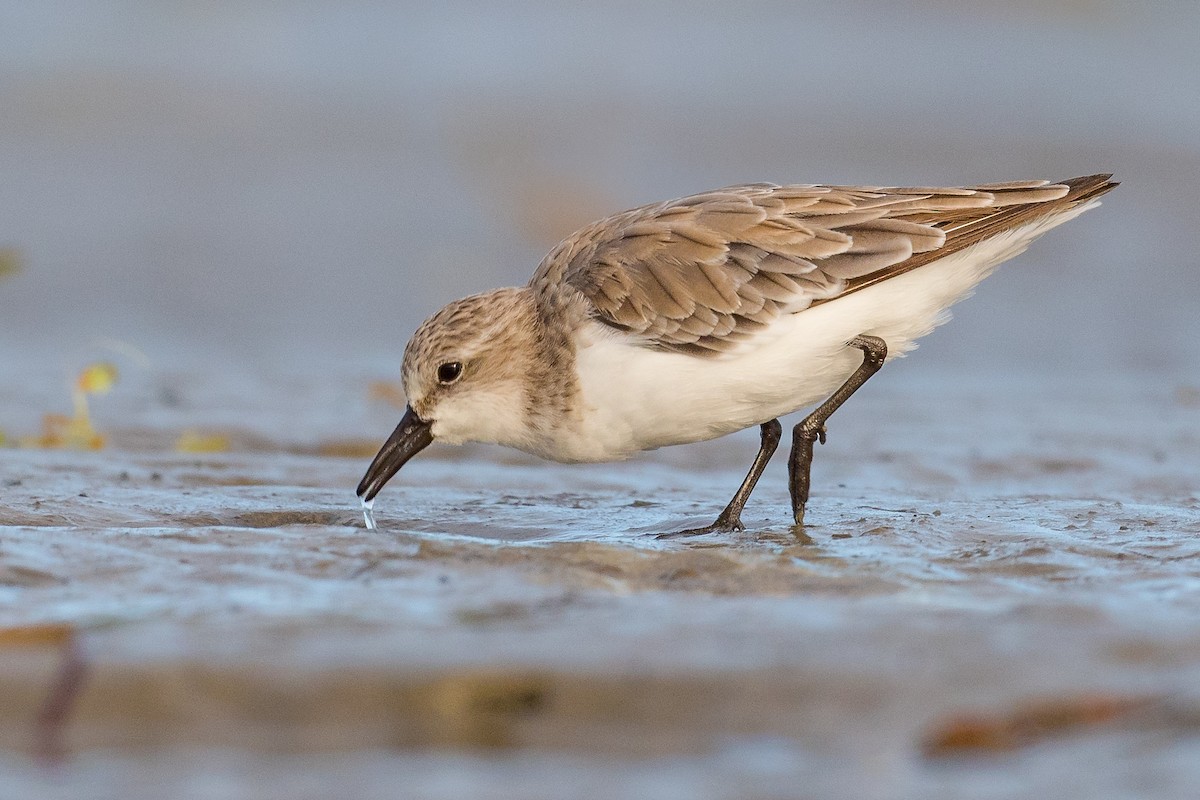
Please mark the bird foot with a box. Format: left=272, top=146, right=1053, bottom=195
left=655, top=515, right=745, bottom=539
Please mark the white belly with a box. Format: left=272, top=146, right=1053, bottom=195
left=552, top=207, right=1095, bottom=462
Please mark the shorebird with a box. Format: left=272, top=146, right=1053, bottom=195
left=357, top=174, right=1115, bottom=535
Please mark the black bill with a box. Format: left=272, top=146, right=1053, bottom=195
left=356, top=405, right=434, bottom=501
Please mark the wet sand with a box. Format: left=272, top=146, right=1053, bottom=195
left=2, top=373, right=1198, bottom=799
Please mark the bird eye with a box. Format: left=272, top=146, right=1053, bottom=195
left=437, top=361, right=463, bottom=384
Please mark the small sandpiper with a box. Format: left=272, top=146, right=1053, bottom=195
left=358, top=174, right=1116, bottom=535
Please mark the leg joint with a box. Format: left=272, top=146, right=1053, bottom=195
left=761, top=418, right=782, bottom=446
left=850, top=334, right=887, bottom=367
left=793, top=419, right=826, bottom=444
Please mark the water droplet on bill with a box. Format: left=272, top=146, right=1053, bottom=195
left=361, top=497, right=376, bottom=531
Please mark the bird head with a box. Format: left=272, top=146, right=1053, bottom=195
left=356, top=287, right=538, bottom=502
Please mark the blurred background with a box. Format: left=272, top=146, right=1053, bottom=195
left=3, top=6, right=1199, bottom=794
left=1, top=0, right=1197, bottom=437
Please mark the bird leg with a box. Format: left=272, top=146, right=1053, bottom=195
left=658, top=419, right=782, bottom=538
left=789, top=335, right=887, bottom=526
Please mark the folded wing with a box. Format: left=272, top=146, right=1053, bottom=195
left=529, top=174, right=1115, bottom=356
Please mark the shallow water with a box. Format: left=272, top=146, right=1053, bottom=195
left=3, top=372, right=1199, bottom=798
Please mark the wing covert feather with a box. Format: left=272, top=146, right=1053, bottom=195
left=529, top=176, right=1115, bottom=356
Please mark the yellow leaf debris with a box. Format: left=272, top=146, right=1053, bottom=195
left=19, top=413, right=106, bottom=450
left=175, top=430, right=230, bottom=453
left=17, top=361, right=120, bottom=449
left=76, top=362, right=118, bottom=395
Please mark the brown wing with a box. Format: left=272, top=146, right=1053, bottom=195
left=529, top=174, right=1116, bottom=356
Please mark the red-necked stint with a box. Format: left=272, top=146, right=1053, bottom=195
left=358, top=174, right=1116, bottom=536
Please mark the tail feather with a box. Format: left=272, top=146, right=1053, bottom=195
left=1059, top=173, right=1119, bottom=204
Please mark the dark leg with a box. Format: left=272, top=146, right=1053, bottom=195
left=658, top=419, right=782, bottom=538
left=789, top=335, right=887, bottom=526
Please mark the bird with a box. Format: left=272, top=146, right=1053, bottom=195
left=357, top=173, right=1116, bottom=535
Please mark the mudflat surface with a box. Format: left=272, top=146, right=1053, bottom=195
left=2, top=373, right=1199, bottom=799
